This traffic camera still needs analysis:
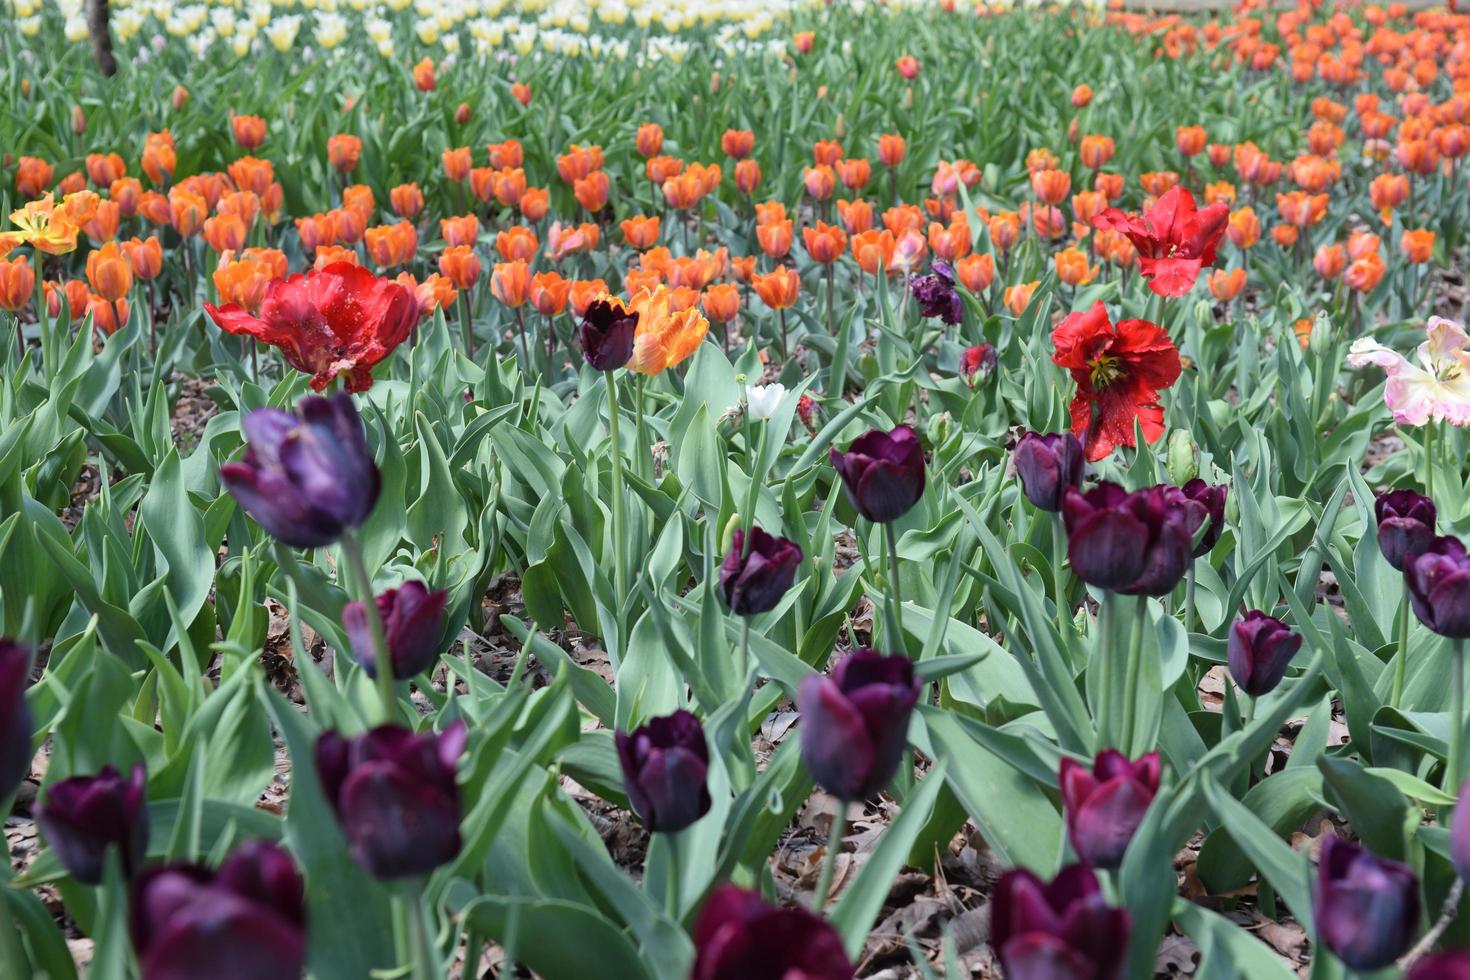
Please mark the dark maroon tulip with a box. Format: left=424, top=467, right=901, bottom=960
left=1061, top=482, right=1204, bottom=596
left=797, top=650, right=920, bottom=801
left=36, top=763, right=148, bottom=885
left=829, top=425, right=926, bottom=524
left=579, top=298, right=638, bottom=371
left=130, top=840, right=306, bottom=980
left=1013, top=432, right=1085, bottom=513
left=316, top=721, right=466, bottom=878
left=961, top=343, right=997, bottom=386
left=0, top=639, right=32, bottom=801
left=343, top=580, right=449, bottom=680
left=1227, top=611, right=1302, bottom=697
left=912, top=261, right=963, bottom=325
left=1452, top=778, right=1470, bottom=884
left=1405, top=535, right=1470, bottom=638
left=220, top=393, right=380, bottom=549
left=1409, top=951, right=1470, bottom=980
left=719, top=527, right=803, bottom=616
left=990, top=863, right=1130, bottom=980
left=1314, top=836, right=1420, bottom=971
left=1058, top=750, right=1160, bottom=870
left=615, top=710, right=711, bottom=834
left=691, top=884, right=854, bottom=980
left=1180, top=478, right=1228, bottom=557
left=1376, top=489, right=1436, bottom=571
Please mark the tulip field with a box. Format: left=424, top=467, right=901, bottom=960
left=7, top=0, right=1470, bottom=976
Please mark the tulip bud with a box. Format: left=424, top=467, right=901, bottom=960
left=454, top=103, right=471, bottom=126
left=1227, top=611, right=1302, bottom=697
left=579, top=298, right=638, bottom=372
left=0, top=640, right=32, bottom=801
left=71, top=105, right=86, bottom=135
left=720, top=527, right=802, bottom=616
left=1012, top=432, right=1084, bottom=513
left=171, top=85, right=189, bottom=111
left=1314, top=836, right=1419, bottom=971
left=343, top=580, right=449, bottom=680
left=990, top=864, right=1129, bottom=980
left=36, top=764, right=147, bottom=885
left=829, top=425, right=926, bottom=524
left=691, top=885, right=852, bottom=979
left=1062, top=483, right=1203, bottom=596
left=798, top=649, right=920, bottom=801
left=834, top=113, right=847, bottom=140
left=616, top=710, right=711, bottom=834
left=1166, top=429, right=1198, bottom=486
left=1059, top=750, right=1160, bottom=869
left=930, top=411, right=952, bottom=446
left=1405, top=535, right=1470, bottom=637
left=1375, top=489, right=1436, bottom=571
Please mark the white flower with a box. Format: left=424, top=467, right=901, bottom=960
left=746, top=383, right=787, bottom=421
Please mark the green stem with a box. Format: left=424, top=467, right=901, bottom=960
left=341, top=530, right=396, bottom=725
left=1118, top=595, right=1147, bottom=755
left=605, top=370, right=628, bottom=608
left=0, top=889, right=27, bottom=980
left=1426, top=417, right=1436, bottom=500
left=663, top=834, right=680, bottom=919
left=404, top=883, right=438, bottom=980
left=741, top=412, right=764, bottom=551
left=1184, top=564, right=1197, bottom=634
left=884, top=521, right=905, bottom=654
left=1448, top=639, right=1465, bottom=799
left=1392, top=587, right=1411, bottom=709
left=1051, top=513, right=1072, bottom=658
left=813, top=807, right=848, bottom=910
left=739, top=618, right=751, bottom=691
left=1096, top=591, right=1116, bottom=747
left=635, top=373, right=652, bottom=481
left=457, top=293, right=476, bottom=360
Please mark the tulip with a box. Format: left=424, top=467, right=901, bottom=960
left=620, top=215, right=660, bottom=250
left=1180, top=478, right=1228, bottom=556
left=954, top=253, right=994, bottom=294
left=690, top=885, right=853, bottom=980
left=720, top=527, right=802, bottom=616
left=830, top=426, right=925, bottom=524
left=625, top=285, right=709, bottom=375
left=86, top=241, right=132, bottom=303
left=911, top=261, right=963, bottom=325
left=491, top=260, right=531, bottom=309
left=1208, top=267, right=1246, bottom=301
left=635, top=122, right=663, bottom=158
left=16, top=156, right=53, bottom=198
left=1079, top=134, right=1115, bottom=169
left=733, top=159, right=761, bottom=195
left=0, top=639, right=32, bottom=801
left=343, top=581, right=448, bottom=681
left=529, top=272, right=570, bottom=317
left=701, top=284, right=740, bottom=325
left=877, top=134, right=906, bottom=168
left=220, top=394, right=380, bottom=549
left=579, top=298, right=638, bottom=371
left=130, top=840, right=306, bottom=980
left=1058, top=750, right=1159, bottom=869
left=1406, top=535, right=1470, bottom=638
left=412, top=57, right=436, bottom=92
left=85, top=152, right=125, bottom=187
left=231, top=114, right=267, bottom=150
left=1376, top=490, right=1436, bottom=571
left=797, top=649, right=920, bottom=801
left=0, top=257, right=36, bottom=312
left=1071, top=83, right=1093, bottom=107
left=1314, top=244, right=1347, bottom=280
left=123, top=237, right=163, bottom=281
left=36, top=763, right=147, bottom=885
left=1409, top=951, right=1470, bottom=980
left=1013, top=432, right=1085, bottom=513
left=721, top=130, right=754, bottom=159
left=990, top=863, right=1129, bottom=980
left=961, top=344, right=996, bottom=386
left=614, top=710, right=711, bottom=834
left=803, top=222, right=846, bottom=265
left=441, top=147, right=471, bottom=183
left=389, top=183, right=424, bottom=220
left=327, top=134, right=362, bottom=173
left=510, top=83, right=531, bottom=106
left=574, top=171, right=610, bottom=213
left=316, top=722, right=466, bottom=878
left=1227, top=610, right=1302, bottom=697
left=1314, top=836, right=1419, bottom=971
left=1402, top=228, right=1436, bottom=264
left=1062, top=483, right=1203, bottom=596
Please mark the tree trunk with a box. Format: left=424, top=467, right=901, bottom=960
left=86, top=0, right=116, bottom=77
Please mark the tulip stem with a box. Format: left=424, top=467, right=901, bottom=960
left=813, top=807, right=847, bottom=911
left=1448, top=639, right=1465, bottom=799
left=1392, top=588, right=1411, bottom=709
left=1119, top=595, right=1147, bottom=755
left=884, top=522, right=906, bottom=653
left=635, top=374, right=652, bottom=481
left=605, top=370, right=628, bottom=610
left=1051, top=514, right=1073, bottom=659
left=1184, top=565, right=1197, bottom=634
left=457, top=294, right=476, bottom=360
left=1426, top=418, right=1436, bottom=500
left=663, top=835, right=680, bottom=919
left=403, top=883, right=438, bottom=980
left=741, top=411, right=764, bottom=553
left=0, top=887, right=26, bottom=980
left=341, top=530, right=396, bottom=725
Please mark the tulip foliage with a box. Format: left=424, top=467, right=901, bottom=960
left=6, top=1, right=1470, bottom=979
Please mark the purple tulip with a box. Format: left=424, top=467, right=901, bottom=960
left=797, top=650, right=920, bottom=801
left=130, top=840, right=306, bottom=980
left=579, top=298, right=638, bottom=371
left=1180, top=478, right=1228, bottom=557
left=1058, top=750, right=1160, bottom=870
left=1451, top=778, right=1470, bottom=884
left=1376, top=489, right=1437, bottom=571
left=343, top=580, right=449, bottom=680
left=36, top=763, right=148, bottom=885
left=829, top=425, right=926, bottom=524
left=220, top=393, right=380, bottom=549
left=690, top=884, right=853, bottom=980
left=990, top=863, right=1130, bottom=980
left=316, top=722, right=466, bottom=878
left=719, top=527, right=803, bottom=616
left=1061, top=482, right=1205, bottom=596
left=1227, top=611, right=1302, bottom=697
left=1314, top=836, right=1420, bottom=971
left=1409, top=951, right=1470, bottom=980
left=614, top=710, right=711, bottom=834
left=0, top=639, right=32, bottom=801
left=1405, top=535, right=1470, bottom=638
left=1013, top=432, right=1085, bottom=513
left=911, top=261, right=964, bottom=325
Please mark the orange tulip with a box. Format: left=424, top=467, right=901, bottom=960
left=122, top=236, right=162, bottom=281
left=491, top=260, right=532, bottom=308
left=86, top=241, right=132, bottom=302
left=138, top=191, right=170, bottom=226
left=0, top=257, right=35, bottom=311
left=1275, top=191, right=1328, bottom=227
left=1175, top=125, right=1207, bottom=157
left=85, top=153, right=125, bottom=187
left=1314, top=244, right=1346, bottom=279
left=1271, top=225, right=1299, bottom=248
left=171, top=86, right=189, bottom=111
left=510, top=83, right=531, bottom=107
left=757, top=220, right=794, bottom=260
left=569, top=279, right=609, bottom=318
left=645, top=155, right=683, bottom=186
left=438, top=245, right=482, bottom=290
left=636, top=122, right=664, bottom=158
left=441, top=214, right=480, bottom=248
left=1203, top=182, right=1236, bottom=206
left=232, top=114, right=267, bottom=150
left=88, top=294, right=129, bottom=335
left=556, top=144, right=603, bottom=184
left=1071, top=84, right=1092, bottom=108
left=62, top=279, right=91, bottom=320
left=390, top=183, right=424, bottom=220
left=574, top=171, right=611, bottom=212
left=85, top=200, right=121, bottom=242
left=731, top=160, right=761, bottom=196
left=16, top=157, right=53, bottom=198
left=877, top=134, right=906, bottom=169
left=850, top=229, right=896, bottom=275
left=1207, top=267, right=1246, bottom=301
left=202, top=213, right=247, bottom=254
left=1079, top=135, right=1115, bottom=170
left=928, top=219, right=971, bottom=262
left=701, top=283, right=740, bottom=323
left=1139, top=171, right=1179, bottom=197
left=1054, top=247, right=1096, bottom=286
left=752, top=267, right=801, bottom=310
left=1071, top=190, right=1106, bottom=226
left=108, top=177, right=142, bottom=217
left=722, top=130, right=755, bottom=159
left=989, top=212, right=1022, bottom=253
left=520, top=188, right=550, bottom=222
left=365, top=222, right=419, bottom=268
left=1004, top=280, right=1039, bottom=316
left=495, top=226, right=538, bottom=263
left=168, top=189, right=208, bottom=238
left=213, top=253, right=273, bottom=314
left=837, top=158, right=871, bottom=191
left=1093, top=172, right=1125, bottom=201
left=141, top=133, right=176, bottom=185
left=803, top=165, right=836, bottom=201
left=331, top=207, right=366, bottom=246
left=837, top=198, right=873, bottom=235
left=227, top=158, right=274, bottom=199
left=1226, top=207, right=1261, bottom=250
left=813, top=140, right=843, bottom=167
left=456, top=101, right=471, bottom=124
left=620, top=215, right=661, bottom=250
left=530, top=271, right=571, bottom=316
left=955, top=253, right=995, bottom=293
left=1031, top=169, right=1071, bottom=205
left=793, top=32, right=814, bottom=54
left=217, top=191, right=261, bottom=229
left=485, top=140, right=523, bottom=170
left=661, top=171, right=705, bottom=211
left=1345, top=252, right=1386, bottom=292
left=1401, top=228, right=1435, bottom=264
left=327, top=134, right=362, bottom=173
left=442, top=147, right=472, bottom=182
left=625, top=284, right=710, bottom=374
left=313, top=246, right=358, bottom=270
left=413, top=58, right=436, bottom=92
left=803, top=222, right=847, bottom=265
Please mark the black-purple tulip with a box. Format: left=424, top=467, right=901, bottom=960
left=1180, top=478, right=1228, bottom=557
left=719, top=527, right=803, bottom=616
left=690, top=884, right=854, bottom=980
left=579, top=298, right=638, bottom=371
left=36, top=763, right=148, bottom=885
left=615, top=709, right=711, bottom=834
left=797, top=650, right=920, bottom=801
left=219, top=393, right=380, bottom=549
left=1227, top=611, right=1302, bottom=697
left=130, top=840, right=306, bottom=980
left=0, top=639, right=32, bottom=802
left=1058, top=750, right=1160, bottom=870
left=1408, top=950, right=1470, bottom=980
left=829, top=425, right=926, bottom=524
left=343, top=580, right=449, bottom=680
left=1376, top=489, right=1436, bottom=571
left=911, top=261, right=964, bottom=325
left=316, top=721, right=466, bottom=878
left=1013, top=432, right=1085, bottom=513
left=990, top=863, right=1130, bottom=980
left=1405, top=535, right=1470, bottom=638
left=1451, top=778, right=1470, bottom=884
left=1061, top=482, right=1204, bottom=596
left=1314, top=836, right=1420, bottom=971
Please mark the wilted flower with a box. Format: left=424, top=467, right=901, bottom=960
left=615, top=710, right=711, bottom=834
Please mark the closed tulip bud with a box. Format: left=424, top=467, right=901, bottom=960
left=1375, top=490, right=1436, bottom=571
left=130, top=841, right=306, bottom=980
left=412, top=57, right=436, bottom=92
left=454, top=103, right=471, bottom=126
left=1062, top=483, right=1204, bottom=595
left=1013, top=432, right=1085, bottom=513
left=1227, top=610, right=1302, bottom=697
left=510, top=82, right=531, bottom=106
left=615, top=710, right=711, bottom=834
left=220, top=394, right=380, bottom=549
left=231, top=114, right=267, bottom=150
left=797, top=649, right=920, bottom=801
left=0, top=640, right=32, bottom=801
left=1406, top=535, right=1470, bottom=637
left=579, top=298, right=638, bottom=371
left=316, top=722, right=466, bottom=878
left=720, top=526, right=802, bottom=616
left=733, top=159, right=761, bottom=195
left=171, top=85, right=189, bottom=111
left=636, top=122, right=664, bottom=159
left=877, top=134, right=906, bottom=169
left=1059, top=750, right=1159, bottom=869
left=961, top=344, right=996, bottom=386
left=991, top=864, right=1128, bottom=980
left=71, top=105, right=87, bottom=135
left=1180, top=478, right=1227, bottom=556
left=1166, top=429, right=1198, bottom=487
left=830, top=425, right=925, bottom=524
left=691, top=885, right=853, bottom=980
left=1314, top=836, right=1420, bottom=971
left=36, top=764, right=147, bottom=885
left=343, top=581, right=448, bottom=680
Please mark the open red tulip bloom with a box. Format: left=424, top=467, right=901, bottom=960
left=1092, top=186, right=1229, bottom=297
left=206, top=262, right=415, bottom=392
left=1052, top=302, right=1181, bottom=461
